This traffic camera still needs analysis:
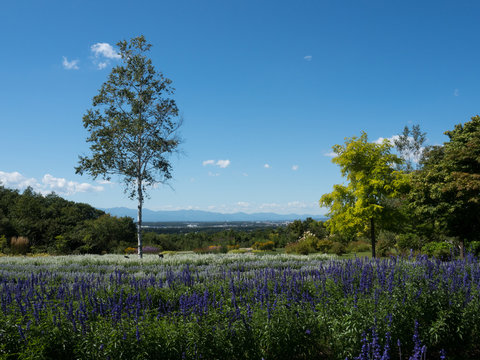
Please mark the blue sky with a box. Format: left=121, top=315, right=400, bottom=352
left=1, top=0, right=479, bottom=215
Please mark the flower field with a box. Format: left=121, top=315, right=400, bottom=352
left=0, top=253, right=479, bottom=359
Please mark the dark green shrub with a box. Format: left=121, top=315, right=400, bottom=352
left=422, top=242, right=453, bottom=260
left=396, top=233, right=423, bottom=252
left=317, top=239, right=334, bottom=253
left=346, top=240, right=371, bottom=253
left=329, top=242, right=346, bottom=255
left=252, top=240, right=275, bottom=251
left=468, top=241, right=480, bottom=256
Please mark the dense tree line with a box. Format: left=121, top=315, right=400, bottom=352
left=0, top=186, right=136, bottom=254
left=142, top=217, right=328, bottom=252
left=320, top=116, right=480, bottom=258
left=0, top=184, right=327, bottom=255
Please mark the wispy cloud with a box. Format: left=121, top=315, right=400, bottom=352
left=292, top=165, right=299, bottom=171
left=202, top=160, right=215, bottom=166
left=208, top=171, right=220, bottom=177
left=62, top=56, right=79, bottom=70
left=216, top=160, right=230, bottom=168
left=204, top=200, right=323, bottom=215
left=304, top=55, right=313, bottom=61
left=264, top=163, right=271, bottom=169
left=202, top=159, right=231, bottom=168
left=454, top=89, right=460, bottom=97
left=91, top=42, right=120, bottom=69
left=324, top=151, right=337, bottom=158
left=0, top=171, right=103, bottom=196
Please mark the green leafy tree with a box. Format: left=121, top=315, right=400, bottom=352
left=75, top=36, right=181, bottom=258
left=320, top=132, right=408, bottom=257
left=409, top=116, right=480, bottom=257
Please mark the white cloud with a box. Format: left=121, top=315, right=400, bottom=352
left=287, top=201, right=308, bottom=208
left=62, top=56, right=79, bottom=70
left=264, top=163, right=271, bottom=169
left=90, top=42, right=120, bottom=70
left=324, top=151, right=337, bottom=158
left=292, top=165, right=299, bottom=171
left=202, top=159, right=230, bottom=168
left=259, top=202, right=281, bottom=209
left=97, top=61, right=108, bottom=70
left=216, top=159, right=230, bottom=168
left=201, top=200, right=323, bottom=215
left=91, top=43, right=121, bottom=59
left=208, top=171, right=220, bottom=177
left=454, top=89, right=460, bottom=97
left=0, top=171, right=37, bottom=189
left=304, top=55, right=313, bottom=61
left=0, top=171, right=103, bottom=196
left=242, top=173, right=249, bottom=177
left=374, top=135, right=400, bottom=145
left=202, top=160, right=215, bottom=166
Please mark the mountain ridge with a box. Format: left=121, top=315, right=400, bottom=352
left=102, top=207, right=325, bottom=222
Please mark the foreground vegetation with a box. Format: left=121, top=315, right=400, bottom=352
left=0, top=253, right=479, bottom=359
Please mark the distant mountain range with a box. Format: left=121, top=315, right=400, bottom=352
left=102, top=207, right=326, bottom=222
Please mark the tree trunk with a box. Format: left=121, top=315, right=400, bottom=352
left=460, top=238, right=465, bottom=259
left=137, top=181, right=143, bottom=259
left=370, top=217, right=376, bottom=258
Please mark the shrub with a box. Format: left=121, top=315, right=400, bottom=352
left=125, top=247, right=137, bottom=254
left=285, top=231, right=319, bottom=255
left=396, top=233, right=423, bottom=252
left=227, top=244, right=240, bottom=250
left=317, top=239, right=334, bottom=253
left=0, top=235, right=7, bottom=253
left=10, top=236, right=29, bottom=254
left=421, top=242, right=454, bottom=260
left=346, top=240, right=371, bottom=253
left=329, top=242, right=346, bottom=255
left=468, top=241, right=480, bottom=256
left=376, top=231, right=397, bottom=256
left=252, top=241, right=275, bottom=251
left=193, top=245, right=227, bottom=254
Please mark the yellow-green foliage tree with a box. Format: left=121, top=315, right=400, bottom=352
left=320, top=132, right=408, bottom=257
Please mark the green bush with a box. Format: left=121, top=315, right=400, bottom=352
left=252, top=240, right=275, bottom=251
left=329, top=242, right=346, bottom=255
left=396, top=233, right=424, bottom=252
left=0, top=234, right=7, bottom=253
left=317, top=239, right=334, bottom=253
left=468, top=241, right=480, bottom=256
left=285, top=231, right=320, bottom=255
left=346, top=240, right=371, bottom=253
left=421, top=242, right=453, bottom=260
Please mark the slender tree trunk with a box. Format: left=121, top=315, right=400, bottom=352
left=137, top=180, right=143, bottom=259
left=370, top=217, right=376, bottom=258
